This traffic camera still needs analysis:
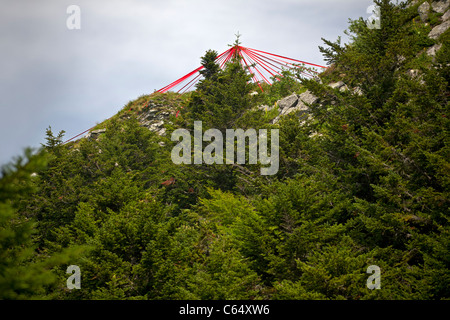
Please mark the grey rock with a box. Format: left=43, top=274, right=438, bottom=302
left=309, top=131, right=323, bottom=138
left=431, top=0, right=450, bottom=13
left=155, top=128, right=166, bottom=136
left=407, top=69, right=425, bottom=85
left=280, top=90, right=318, bottom=117
left=276, top=94, right=298, bottom=110
left=408, top=0, right=419, bottom=7
left=271, top=115, right=281, bottom=124
left=407, top=69, right=420, bottom=78
left=91, top=129, right=106, bottom=134
left=257, top=105, right=273, bottom=112
left=339, top=84, right=349, bottom=92
left=328, top=81, right=345, bottom=89
left=281, top=106, right=297, bottom=116
left=149, top=120, right=164, bottom=131
left=282, top=104, right=307, bottom=117
left=353, top=87, right=364, bottom=96
left=139, top=109, right=158, bottom=121
left=298, top=90, right=319, bottom=105
left=85, top=128, right=106, bottom=140
left=428, top=19, right=450, bottom=39
left=442, top=8, right=450, bottom=20
left=426, top=43, right=443, bottom=56
left=155, top=120, right=164, bottom=127
left=135, top=101, right=177, bottom=136
left=271, top=90, right=320, bottom=124
left=418, top=1, right=430, bottom=22
left=397, top=55, right=406, bottom=64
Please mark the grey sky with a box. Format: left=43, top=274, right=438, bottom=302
left=0, top=0, right=375, bottom=166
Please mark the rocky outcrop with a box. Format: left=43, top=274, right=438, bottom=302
left=270, top=0, right=449, bottom=124
left=427, top=43, right=443, bottom=56
left=418, top=1, right=431, bottom=21
left=270, top=91, right=311, bottom=123
left=85, top=128, right=106, bottom=140
left=84, top=100, right=174, bottom=141
left=428, top=19, right=450, bottom=39
left=137, top=101, right=173, bottom=136
left=83, top=1, right=450, bottom=139
left=282, top=91, right=318, bottom=116
left=443, top=8, right=450, bottom=20
left=271, top=80, right=351, bottom=124
left=423, top=1, right=449, bottom=58
left=407, top=1, right=449, bottom=40
left=277, top=94, right=298, bottom=110
left=409, top=0, right=450, bottom=43
left=431, top=0, right=450, bottom=13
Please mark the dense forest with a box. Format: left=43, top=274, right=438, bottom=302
left=1, top=0, right=449, bottom=300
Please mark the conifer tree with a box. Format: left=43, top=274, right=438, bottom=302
left=187, top=37, right=254, bottom=130
left=0, top=149, right=82, bottom=299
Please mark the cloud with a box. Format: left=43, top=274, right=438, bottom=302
left=0, top=0, right=375, bottom=166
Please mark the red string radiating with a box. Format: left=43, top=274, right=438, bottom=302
left=157, top=45, right=326, bottom=95
left=63, top=45, right=326, bottom=143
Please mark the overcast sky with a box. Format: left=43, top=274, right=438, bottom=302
left=0, top=0, right=376, bottom=166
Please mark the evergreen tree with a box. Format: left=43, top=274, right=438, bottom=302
left=187, top=41, right=254, bottom=130
left=1, top=0, right=448, bottom=301
left=0, top=149, right=83, bottom=299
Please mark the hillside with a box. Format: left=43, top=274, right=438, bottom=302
left=0, top=0, right=449, bottom=300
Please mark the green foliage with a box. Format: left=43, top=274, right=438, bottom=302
left=259, top=68, right=307, bottom=106
left=2, top=0, right=449, bottom=300
left=42, top=126, right=66, bottom=150
left=0, top=149, right=85, bottom=299
left=186, top=48, right=254, bottom=130
left=199, top=50, right=221, bottom=81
